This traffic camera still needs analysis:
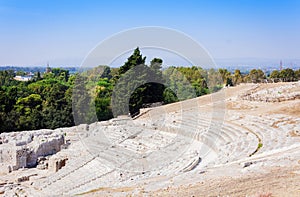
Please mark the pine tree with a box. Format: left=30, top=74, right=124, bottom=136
left=118, top=47, right=146, bottom=76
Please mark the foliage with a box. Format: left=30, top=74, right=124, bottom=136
left=270, top=70, right=280, bottom=79
left=7, top=49, right=300, bottom=132
left=279, top=68, right=296, bottom=82
left=246, top=69, right=266, bottom=83
left=118, top=47, right=146, bottom=76
left=95, top=78, right=114, bottom=121
left=15, top=94, right=43, bottom=130
left=113, top=61, right=165, bottom=116
left=0, top=68, right=74, bottom=132
left=232, top=69, right=243, bottom=85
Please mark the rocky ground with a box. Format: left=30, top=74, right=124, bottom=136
left=1, top=82, right=300, bottom=197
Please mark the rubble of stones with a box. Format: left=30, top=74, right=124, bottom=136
left=241, top=82, right=300, bottom=102
left=0, top=129, right=67, bottom=174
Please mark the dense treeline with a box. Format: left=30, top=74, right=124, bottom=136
left=217, top=68, right=300, bottom=86
left=1, top=48, right=300, bottom=133
left=0, top=69, right=74, bottom=132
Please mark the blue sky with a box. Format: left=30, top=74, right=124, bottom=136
left=0, top=0, right=299, bottom=66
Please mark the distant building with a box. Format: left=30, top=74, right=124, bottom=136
left=46, top=62, right=52, bottom=73
left=14, top=75, right=33, bottom=81
left=279, top=60, right=283, bottom=70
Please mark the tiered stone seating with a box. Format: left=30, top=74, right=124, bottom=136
left=237, top=115, right=300, bottom=154
left=203, top=122, right=258, bottom=165
left=38, top=153, right=97, bottom=194
left=37, top=98, right=300, bottom=196
left=138, top=109, right=259, bottom=167
left=136, top=108, right=259, bottom=165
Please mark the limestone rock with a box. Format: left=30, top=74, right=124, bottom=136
left=0, top=129, right=65, bottom=171
left=48, top=155, right=68, bottom=172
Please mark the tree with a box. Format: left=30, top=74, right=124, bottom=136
left=218, top=69, right=231, bottom=84
left=163, top=88, right=178, bottom=104
left=168, top=66, right=209, bottom=96
left=150, top=58, right=163, bottom=70
left=72, top=74, right=96, bottom=125
left=232, top=69, right=243, bottom=85
left=112, top=51, right=167, bottom=117
left=0, top=70, right=17, bottom=86
left=118, top=47, right=146, bottom=76
left=101, top=66, right=112, bottom=79
left=16, top=71, right=26, bottom=76
left=0, top=86, right=17, bottom=132
left=52, top=68, right=70, bottom=82
left=226, top=77, right=233, bottom=86
left=42, top=83, right=73, bottom=129
left=295, top=69, right=300, bottom=81
left=0, top=67, right=76, bottom=132
left=95, top=78, right=113, bottom=121
left=270, top=70, right=280, bottom=80
left=36, top=71, right=41, bottom=80
left=280, top=68, right=295, bottom=82
left=248, top=69, right=266, bottom=83
left=15, top=94, right=43, bottom=130
left=163, top=67, right=197, bottom=100
left=113, top=63, right=166, bottom=116
left=206, top=68, right=223, bottom=91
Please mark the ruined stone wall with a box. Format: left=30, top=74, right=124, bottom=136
left=0, top=129, right=65, bottom=171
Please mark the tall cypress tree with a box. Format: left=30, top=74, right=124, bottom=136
left=113, top=48, right=167, bottom=117
left=118, top=47, right=146, bottom=76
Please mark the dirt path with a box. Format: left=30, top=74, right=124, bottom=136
left=150, top=165, right=300, bottom=197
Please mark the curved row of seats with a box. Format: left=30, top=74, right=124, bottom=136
left=236, top=115, right=300, bottom=154
left=137, top=109, right=258, bottom=167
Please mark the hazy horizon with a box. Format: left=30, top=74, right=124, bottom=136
left=1, top=57, right=300, bottom=69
